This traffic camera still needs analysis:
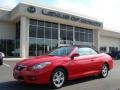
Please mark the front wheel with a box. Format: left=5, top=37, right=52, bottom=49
left=99, top=64, right=108, bottom=78
left=50, top=68, right=66, bottom=89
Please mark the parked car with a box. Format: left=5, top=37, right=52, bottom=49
left=107, top=51, right=120, bottom=59
left=13, top=46, right=113, bottom=89
left=0, top=52, right=5, bottom=65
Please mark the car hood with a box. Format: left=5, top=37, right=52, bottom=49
left=17, top=55, right=64, bottom=66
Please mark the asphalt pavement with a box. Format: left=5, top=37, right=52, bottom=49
left=0, top=60, right=120, bottom=90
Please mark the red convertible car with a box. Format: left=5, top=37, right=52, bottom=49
left=13, top=46, right=113, bottom=88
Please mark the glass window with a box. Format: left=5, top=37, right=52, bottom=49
left=38, top=21, right=44, bottom=26
left=29, top=25, right=37, bottom=37
left=85, top=32, right=88, bottom=42
left=14, top=22, right=20, bottom=57
left=37, top=38, right=44, bottom=55
left=75, top=27, right=93, bottom=42
left=15, top=39, right=20, bottom=49
left=80, top=28, right=85, bottom=33
left=44, top=39, right=52, bottom=54
left=88, top=33, right=93, bottom=42
left=45, top=28, right=51, bottom=39
left=60, top=30, right=66, bottom=40
left=52, top=39, right=58, bottom=50
left=60, top=24, right=73, bottom=45
left=30, top=19, right=37, bottom=25
left=6, top=40, right=15, bottom=56
left=0, top=40, right=6, bottom=55
left=80, top=33, right=84, bottom=41
left=89, top=30, right=93, bottom=34
left=0, top=40, right=15, bottom=57
left=29, top=19, right=59, bottom=56
left=37, top=27, right=44, bottom=38
left=109, top=47, right=118, bottom=52
left=52, top=23, right=58, bottom=28
left=75, top=31, right=79, bottom=41
left=67, top=30, right=73, bottom=40
left=16, top=22, right=20, bottom=39
left=75, top=27, right=80, bottom=31
left=67, top=25, right=73, bottom=30
left=0, top=40, right=3, bottom=51
left=60, top=24, right=66, bottom=29
left=29, top=37, right=37, bottom=56
left=45, top=22, right=51, bottom=27
left=100, top=47, right=107, bottom=52
left=52, top=28, right=58, bottom=39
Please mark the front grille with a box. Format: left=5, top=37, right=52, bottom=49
left=15, top=65, right=25, bottom=71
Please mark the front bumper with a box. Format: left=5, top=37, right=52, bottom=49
left=13, top=68, right=52, bottom=84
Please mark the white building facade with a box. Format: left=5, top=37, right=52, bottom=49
left=0, top=2, right=119, bottom=59
left=99, top=29, right=120, bottom=53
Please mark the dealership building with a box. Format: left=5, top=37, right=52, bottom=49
left=0, top=2, right=120, bottom=59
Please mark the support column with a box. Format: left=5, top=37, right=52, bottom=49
left=93, top=29, right=100, bottom=51
left=58, top=23, right=60, bottom=47
left=73, top=27, right=75, bottom=45
left=20, top=16, right=29, bottom=58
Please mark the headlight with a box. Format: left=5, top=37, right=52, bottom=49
left=30, top=62, right=51, bottom=70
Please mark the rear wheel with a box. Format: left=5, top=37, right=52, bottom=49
left=50, top=68, right=66, bottom=89
left=99, top=64, right=108, bottom=78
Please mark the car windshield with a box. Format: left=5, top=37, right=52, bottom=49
left=48, top=47, right=75, bottom=56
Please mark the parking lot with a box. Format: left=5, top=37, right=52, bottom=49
left=0, top=60, right=120, bottom=90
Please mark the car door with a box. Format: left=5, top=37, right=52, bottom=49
left=69, top=48, right=94, bottom=79
left=89, top=48, right=103, bottom=73
left=89, top=54, right=102, bottom=73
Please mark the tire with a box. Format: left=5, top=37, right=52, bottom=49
left=50, top=68, right=67, bottom=89
left=99, top=64, right=108, bottom=78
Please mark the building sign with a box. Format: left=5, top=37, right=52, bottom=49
left=27, top=6, right=102, bottom=27
left=41, top=9, right=102, bottom=27
left=27, top=6, right=36, bottom=13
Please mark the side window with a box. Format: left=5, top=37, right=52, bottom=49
left=89, top=48, right=98, bottom=55
left=77, top=48, right=91, bottom=56
left=75, top=47, right=98, bottom=56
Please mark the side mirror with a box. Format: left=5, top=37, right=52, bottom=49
left=71, top=53, right=80, bottom=59
left=0, top=52, right=5, bottom=58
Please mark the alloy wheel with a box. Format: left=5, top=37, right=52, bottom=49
left=50, top=68, right=66, bottom=88
left=101, top=64, right=108, bottom=77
